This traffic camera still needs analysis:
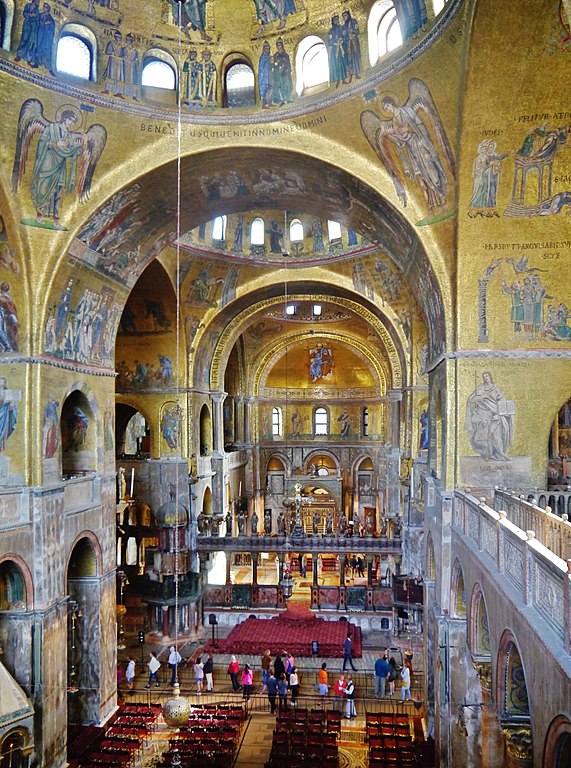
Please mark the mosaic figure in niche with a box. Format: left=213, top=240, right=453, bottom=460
left=15, top=0, right=40, bottom=66
left=342, top=11, right=361, bottom=81
left=161, top=405, right=180, bottom=450
left=258, top=41, right=272, bottom=108
left=102, top=30, right=125, bottom=96
left=0, top=377, right=18, bottom=453
left=309, top=343, right=332, bottom=381
left=43, top=397, right=60, bottom=459
left=360, top=79, right=455, bottom=219
left=123, top=33, right=140, bottom=100
left=327, top=15, right=347, bottom=87
left=338, top=409, right=351, bottom=437
left=12, top=100, right=107, bottom=230
left=419, top=409, right=429, bottom=449
left=66, top=405, right=89, bottom=451
left=271, top=38, right=292, bottom=105
left=201, top=50, right=217, bottom=103
left=469, top=140, right=509, bottom=215
left=464, top=372, right=514, bottom=461
left=183, top=49, right=202, bottom=104
left=0, top=282, right=19, bottom=352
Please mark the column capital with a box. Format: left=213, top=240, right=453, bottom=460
left=387, top=389, right=403, bottom=401
left=211, top=391, right=227, bottom=404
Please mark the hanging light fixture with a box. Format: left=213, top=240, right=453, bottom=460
left=162, top=0, right=191, bottom=729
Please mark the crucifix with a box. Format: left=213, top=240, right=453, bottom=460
left=283, top=482, right=312, bottom=539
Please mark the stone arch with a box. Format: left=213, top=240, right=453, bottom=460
left=497, top=630, right=530, bottom=718
left=0, top=554, right=33, bottom=610
left=199, top=403, right=213, bottom=455
left=469, top=582, right=491, bottom=656
left=0, top=727, right=33, bottom=768
left=543, top=715, right=571, bottom=768
left=304, top=449, right=340, bottom=475
left=450, top=558, right=467, bottom=619
left=60, top=385, right=99, bottom=477
left=66, top=532, right=101, bottom=578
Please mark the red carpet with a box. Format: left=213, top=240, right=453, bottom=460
left=201, top=607, right=362, bottom=658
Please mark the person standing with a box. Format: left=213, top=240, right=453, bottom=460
left=343, top=632, right=357, bottom=671
left=267, top=669, right=278, bottom=714
left=126, top=657, right=136, bottom=694
left=318, top=662, right=329, bottom=697
left=242, top=663, right=253, bottom=701
left=274, top=652, right=285, bottom=681
left=344, top=674, right=357, bottom=718
left=400, top=660, right=412, bottom=701
left=261, top=648, right=271, bottom=692
left=277, top=672, right=288, bottom=711
left=145, top=652, right=161, bottom=688
left=289, top=666, right=299, bottom=707
left=374, top=651, right=389, bottom=697
left=333, top=672, right=346, bottom=710
left=168, top=645, right=182, bottom=686
left=228, top=655, right=240, bottom=691
left=284, top=650, right=294, bottom=683
left=387, top=656, right=398, bottom=696
left=203, top=654, right=214, bottom=691
left=194, top=656, right=204, bottom=695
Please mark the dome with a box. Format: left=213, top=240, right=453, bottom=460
left=155, top=496, right=189, bottom=527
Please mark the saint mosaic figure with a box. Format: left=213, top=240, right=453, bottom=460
left=309, top=342, right=332, bottom=381
left=169, top=0, right=212, bottom=41
left=469, top=139, right=508, bottom=214
left=12, top=100, right=107, bottom=229
left=0, top=377, right=18, bottom=453
left=464, top=372, right=514, bottom=461
left=360, top=78, right=455, bottom=217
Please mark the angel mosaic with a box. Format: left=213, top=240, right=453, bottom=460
left=12, top=100, right=107, bottom=230
left=360, top=79, right=456, bottom=224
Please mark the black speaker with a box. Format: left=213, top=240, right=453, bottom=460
left=208, top=613, right=218, bottom=626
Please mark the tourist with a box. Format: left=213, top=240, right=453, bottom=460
left=168, top=645, right=182, bottom=686
left=387, top=657, right=398, bottom=696
left=318, top=662, right=329, bottom=697
left=277, top=672, right=288, bottom=711
left=228, top=654, right=241, bottom=691
left=242, top=663, right=253, bottom=701
left=401, top=659, right=412, bottom=701
left=333, top=672, right=346, bottom=710
left=374, top=651, right=389, bottom=697
left=203, top=654, right=214, bottom=691
left=261, top=648, right=271, bottom=692
left=342, top=632, right=357, bottom=671
left=289, top=665, right=299, bottom=706
left=145, top=651, right=161, bottom=688
left=126, top=657, right=136, bottom=694
left=344, top=674, right=357, bottom=718
left=284, top=650, right=295, bottom=682
left=274, top=652, right=285, bottom=680
left=267, top=668, right=278, bottom=714
left=194, top=656, right=204, bottom=695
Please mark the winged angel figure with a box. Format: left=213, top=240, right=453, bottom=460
left=360, top=79, right=456, bottom=220
left=12, top=99, right=107, bottom=230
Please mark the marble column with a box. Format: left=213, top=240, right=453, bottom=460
left=244, top=396, right=255, bottom=446
left=252, top=552, right=258, bottom=585
left=312, top=553, right=318, bottom=586
left=211, top=392, right=227, bottom=455
left=387, top=389, right=402, bottom=448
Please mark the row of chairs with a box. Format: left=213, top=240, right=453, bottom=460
left=75, top=704, right=160, bottom=767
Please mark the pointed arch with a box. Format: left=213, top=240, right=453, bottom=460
left=450, top=558, right=467, bottom=619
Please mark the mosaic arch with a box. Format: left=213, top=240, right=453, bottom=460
left=497, top=630, right=530, bottom=719
left=304, top=450, right=340, bottom=474
left=207, top=293, right=403, bottom=394
left=543, top=715, right=571, bottom=768
left=450, top=558, right=467, bottom=619
left=469, top=583, right=491, bottom=656
left=66, top=533, right=101, bottom=578
left=0, top=555, right=33, bottom=610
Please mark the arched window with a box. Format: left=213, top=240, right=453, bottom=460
left=56, top=26, right=97, bottom=80
left=362, top=407, right=369, bottom=436
left=327, top=220, right=342, bottom=244
left=368, top=1, right=402, bottom=65
left=314, top=407, right=329, bottom=435
left=141, top=59, right=176, bottom=89
left=0, top=560, right=26, bottom=610
left=225, top=62, right=255, bottom=108
left=250, top=217, right=265, bottom=246
left=0, top=0, right=15, bottom=52
left=433, top=0, right=446, bottom=14
left=212, top=215, right=227, bottom=241
left=272, top=407, right=283, bottom=436
left=289, top=219, right=303, bottom=242
left=295, top=35, right=329, bottom=95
